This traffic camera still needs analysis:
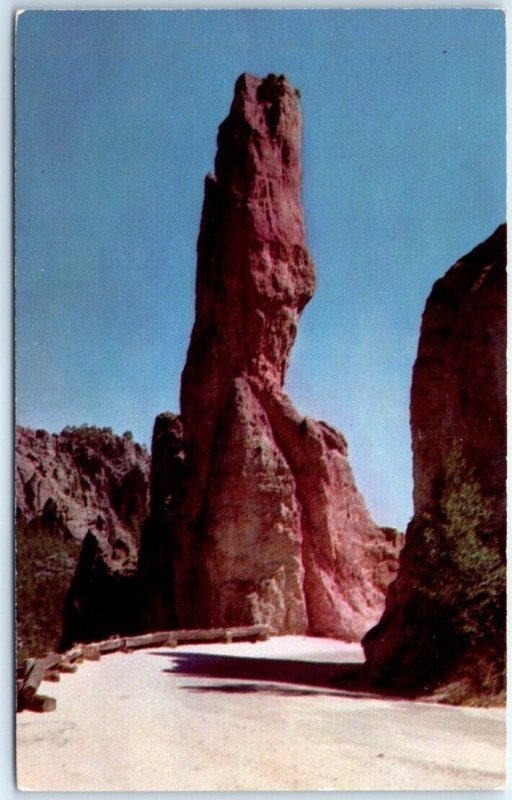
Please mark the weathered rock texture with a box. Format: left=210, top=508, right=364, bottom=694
left=16, top=425, right=149, bottom=552
left=153, top=73, right=401, bottom=639
left=411, top=226, right=507, bottom=547
left=363, top=225, right=506, bottom=701
left=136, top=413, right=184, bottom=632
left=15, top=425, right=150, bottom=655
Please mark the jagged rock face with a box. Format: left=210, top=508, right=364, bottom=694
left=166, top=73, right=401, bottom=638
left=181, top=74, right=315, bottom=510
left=260, top=389, right=401, bottom=639
left=363, top=225, right=506, bottom=697
left=60, top=417, right=186, bottom=648
left=16, top=425, right=150, bottom=556
left=15, top=425, right=150, bottom=654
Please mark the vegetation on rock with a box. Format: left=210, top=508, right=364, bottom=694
left=15, top=425, right=150, bottom=658
left=16, top=521, right=81, bottom=659
left=420, top=443, right=504, bottom=650
left=363, top=225, right=506, bottom=705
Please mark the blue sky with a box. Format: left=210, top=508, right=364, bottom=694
left=15, top=9, right=505, bottom=530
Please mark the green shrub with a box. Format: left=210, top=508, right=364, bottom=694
left=420, top=442, right=505, bottom=648
left=16, top=524, right=80, bottom=660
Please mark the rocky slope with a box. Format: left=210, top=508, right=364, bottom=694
left=16, top=425, right=150, bottom=655
left=363, top=225, right=506, bottom=702
left=16, top=425, right=149, bottom=550
left=145, top=73, right=401, bottom=639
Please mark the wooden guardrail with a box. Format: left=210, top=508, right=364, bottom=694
left=16, top=624, right=270, bottom=713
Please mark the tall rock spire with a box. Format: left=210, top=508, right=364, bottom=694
left=158, top=73, right=401, bottom=636
left=53, top=73, right=400, bottom=649
left=181, top=73, right=315, bottom=466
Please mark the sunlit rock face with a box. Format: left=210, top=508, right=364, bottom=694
left=16, top=424, right=149, bottom=557
left=364, top=225, right=506, bottom=698
left=154, top=73, right=400, bottom=637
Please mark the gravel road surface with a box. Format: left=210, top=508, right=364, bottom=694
left=16, top=636, right=506, bottom=791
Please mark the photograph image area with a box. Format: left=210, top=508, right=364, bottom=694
left=15, top=9, right=506, bottom=791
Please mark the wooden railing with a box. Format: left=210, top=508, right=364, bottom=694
left=16, top=624, right=270, bottom=713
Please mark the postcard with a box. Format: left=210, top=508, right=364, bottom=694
left=15, top=8, right=506, bottom=791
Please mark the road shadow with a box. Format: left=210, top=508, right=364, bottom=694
left=153, top=649, right=395, bottom=700
left=186, top=681, right=346, bottom=698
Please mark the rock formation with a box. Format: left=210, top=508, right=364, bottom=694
left=16, top=425, right=149, bottom=552
left=59, top=530, right=139, bottom=649
left=149, top=73, right=401, bottom=639
left=363, top=225, right=506, bottom=700
left=136, top=413, right=184, bottom=632
left=16, top=425, right=150, bottom=654
left=22, top=73, right=401, bottom=653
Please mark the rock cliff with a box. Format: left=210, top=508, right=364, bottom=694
left=363, top=225, right=506, bottom=701
left=151, top=73, right=401, bottom=638
left=16, top=425, right=150, bottom=655
left=16, top=424, right=149, bottom=554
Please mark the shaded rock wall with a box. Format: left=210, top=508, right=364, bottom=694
left=411, top=225, right=506, bottom=544
left=136, top=413, right=184, bottom=632
left=363, top=225, right=506, bottom=698
left=152, top=73, right=400, bottom=638
left=60, top=531, right=139, bottom=650
left=59, top=417, right=186, bottom=649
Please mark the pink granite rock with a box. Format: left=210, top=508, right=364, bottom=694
left=16, top=424, right=149, bottom=559
left=166, top=74, right=401, bottom=637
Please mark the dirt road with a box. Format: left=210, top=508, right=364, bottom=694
left=16, top=636, right=506, bottom=791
